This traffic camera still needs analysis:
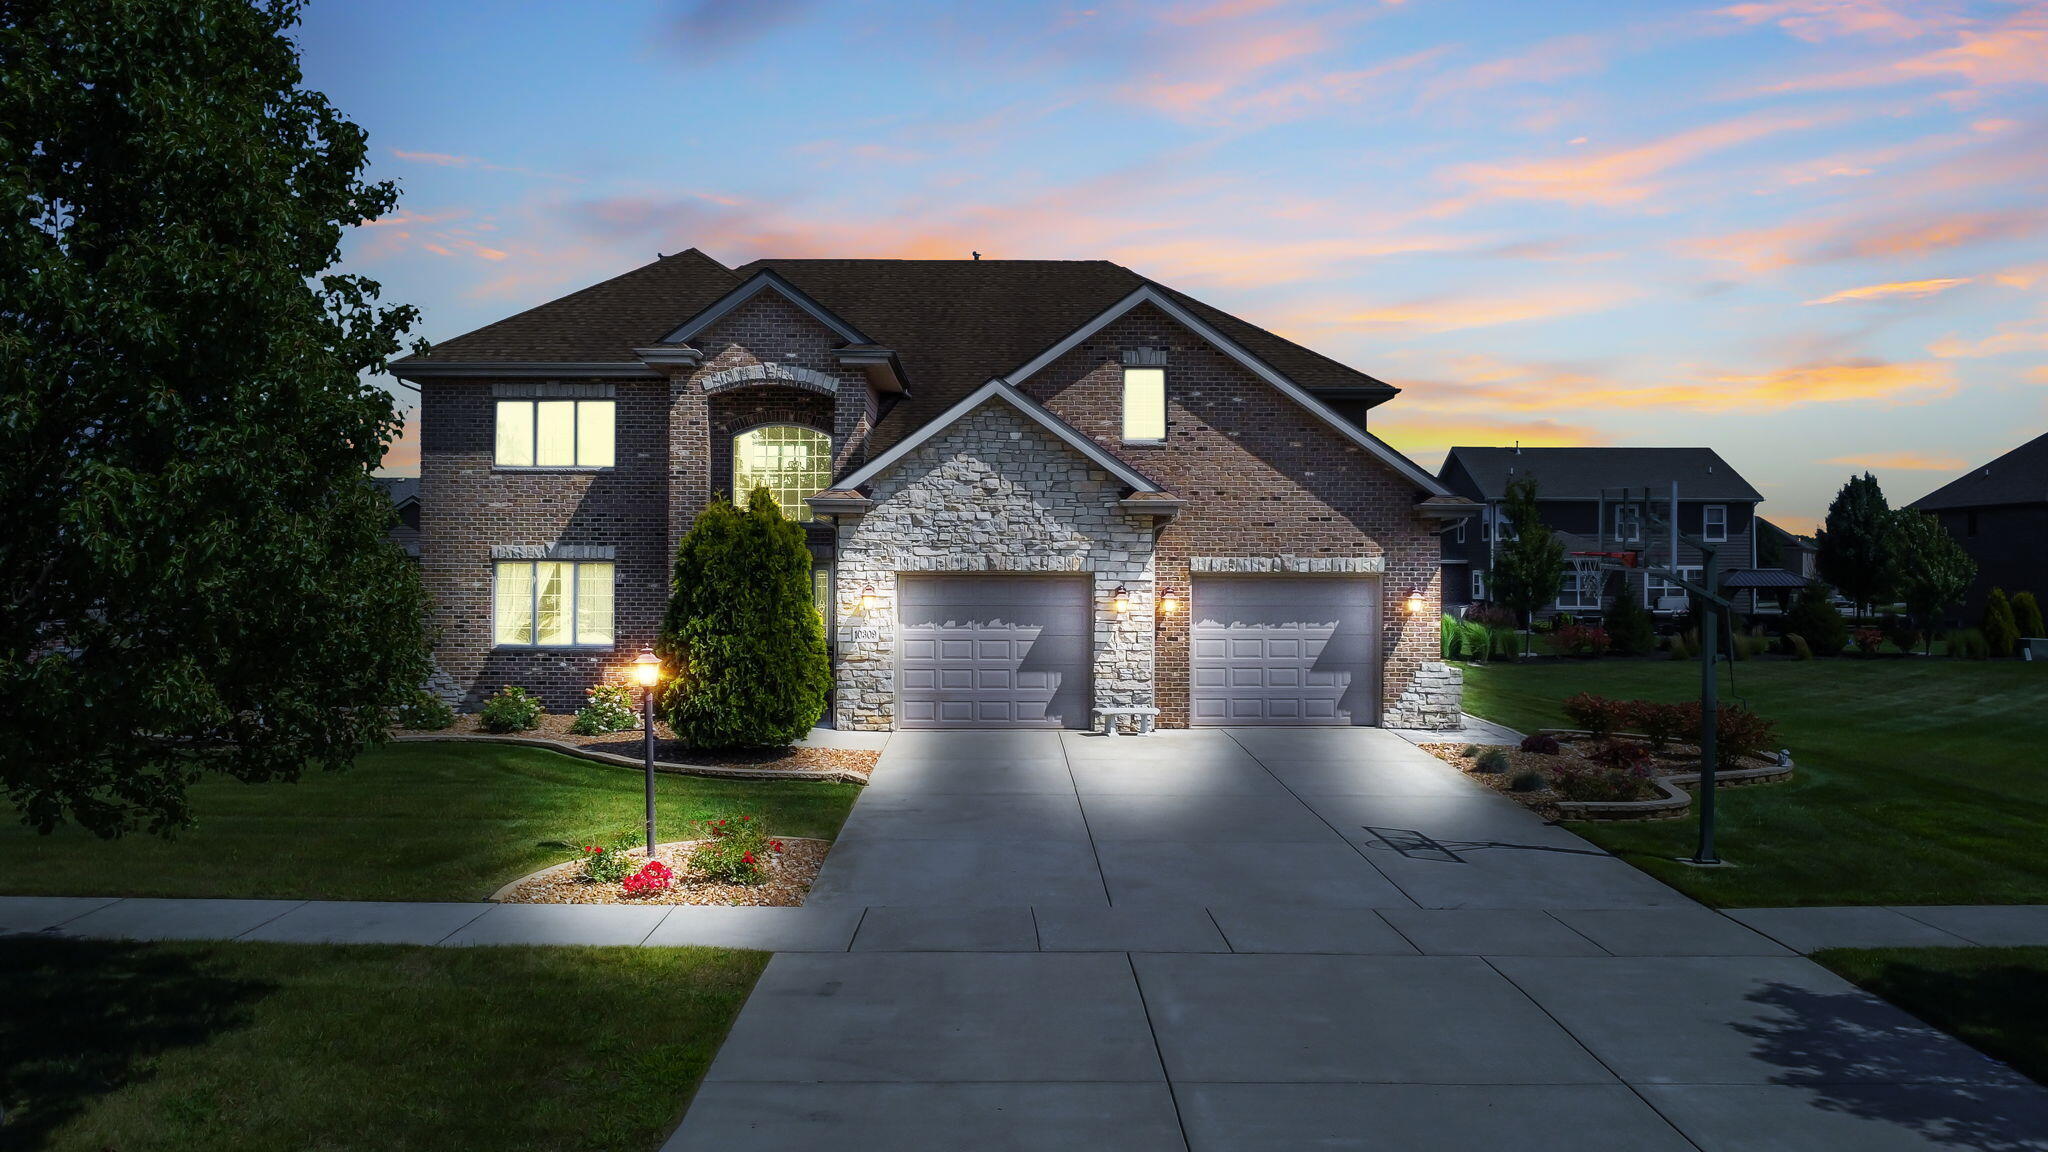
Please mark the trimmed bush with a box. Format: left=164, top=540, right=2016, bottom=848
left=687, top=814, right=778, bottom=885
left=1604, top=590, right=1656, bottom=656
left=1548, top=624, right=1611, bottom=658
left=1474, top=747, right=1511, bottom=774
left=2013, top=591, right=2045, bottom=640
left=1627, top=701, right=1689, bottom=750
left=395, top=690, right=455, bottom=731
left=1984, top=588, right=2020, bottom=658
left=1785, top=583, right=1849, bottom=656
left=1562, top=692, right=1628, bottom=737
left=1550, top=762, right=1654, bottom=803
left=658, top=490, right=832, bottom=749
left=1709, top=703, right=1778, bottom=770
left=1519, top=733, right=1560, bottom=755
left=478, top=685, right=543, bottom=733
left=570, top=684, right=639, bottom=735
left=1880, top=612, right=1921, bottom=654
left=1851, top=627, right=1885, bottom=657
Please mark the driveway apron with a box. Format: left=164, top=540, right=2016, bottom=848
left=666, top=728, right=2048, bottom=1151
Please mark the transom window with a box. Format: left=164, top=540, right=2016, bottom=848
left=734, top=424, right=831, bottom=520
left=494, top=561, right=614, bottom=647
left=1122, top=366, right=1166, bottom=443
left=495, top=400, right=614, bottom=468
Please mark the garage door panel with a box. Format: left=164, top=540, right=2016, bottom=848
left=898, top=576, right=1090, bottom=729
left=1191, top=576, right=1379, bottom=727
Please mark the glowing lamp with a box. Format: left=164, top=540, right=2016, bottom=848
left=1159, top=590, right=1181, bottom=615
left=632, top=649, right=661, bottom=687
left=1111, top=585, right=1130, bottom=614
left=858, top=584, right=879, bottom=612
left=1405, top=588, right=1427, bottom=615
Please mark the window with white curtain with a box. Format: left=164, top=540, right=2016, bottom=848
left=493, top=561, right=614, bottom=647
left=495, top=400, right=614, bottom=468
left=734, top=424, right=831, bottom=519
left=1122, top=366, right=1166, bottom=442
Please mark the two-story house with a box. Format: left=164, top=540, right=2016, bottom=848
left=391, top=252, right=1474, bottom=732
left=1909, top=431, right=2048, bottom=625
left=1437, top=446, right=1765, bottom=619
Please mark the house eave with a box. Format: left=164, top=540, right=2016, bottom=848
left=390, top=361, right=662, bottom=381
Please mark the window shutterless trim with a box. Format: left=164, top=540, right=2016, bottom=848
left=491, top=559, right=616, bottom=649
left=1703, top=504, right=1729, bottom=543
left=494, top=398, right=615, bottom=469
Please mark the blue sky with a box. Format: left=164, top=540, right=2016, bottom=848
left=309, top=0, right=2048, bottom=525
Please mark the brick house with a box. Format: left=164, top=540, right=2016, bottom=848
left=1437, top=446, right=1766, bottom=620
left=392, top=252, right=1473, bottom=731
left=1908, top=431, right=2048, bottom=626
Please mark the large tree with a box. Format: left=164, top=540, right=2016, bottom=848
left=1888, top=509, right=1976, bottom=653
left=1486, top=477, right=1567, bottom=644
left=1816, top=472, right=1898, bottom=620
left=1, top=1, right=430, bottom=835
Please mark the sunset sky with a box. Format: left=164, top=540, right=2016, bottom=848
left=310, top=0, right=2048, bottom=527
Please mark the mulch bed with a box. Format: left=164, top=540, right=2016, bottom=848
left=399, top=713, right=879, bottom=780
left=496, top=837, right=829, bottom=907
left=1420, top=737, right=1776, bottom=817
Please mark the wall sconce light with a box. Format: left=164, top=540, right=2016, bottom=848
left=857, top=584, right=879, bottom=612
left=1158, top=589, right=1181, bottom=615
left=1110, top=584, right=1130, bottom=614
left=1405, top=587, right=1427, bottom=615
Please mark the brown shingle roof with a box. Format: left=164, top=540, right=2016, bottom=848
left=397, top=251, right=1398, bottom=452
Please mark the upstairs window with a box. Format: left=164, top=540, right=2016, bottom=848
left=496, top=399, right=614, bottom=468
left=1612, top=504, right=1642, bottom=543
left=1122, top=366, right=1166, bottom=443
left=1703, top=504, right=1728, bottom=543
left=735, top=424, right=831, bottom=519
left=494, top=560, right=613, bottom=647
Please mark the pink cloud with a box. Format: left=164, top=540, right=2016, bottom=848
left=1448, top=111, right=1837, bottom=208
left=1718, top=0, right=1967, bottom=43
left=1761, top=6, right=2048, bottom=93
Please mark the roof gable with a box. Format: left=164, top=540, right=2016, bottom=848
left=1910, top=431, right=2048, bottom=511
left=659, top=268, right=871, bottom=346
left=1441, top=446, right=1764, bottom=503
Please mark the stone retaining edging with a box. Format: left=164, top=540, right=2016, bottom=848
left=392, top=733, right=870, bottom=785
left=1536, top=728, right=1794, bottom=821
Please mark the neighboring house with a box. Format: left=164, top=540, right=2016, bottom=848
left=1437, top=446, right=1764, bottom=619
left=1740, top=517, right=1818, bottom=614
left=1908, top=431, right=2048, bottom=625
left=372, top=476, right=421, bottom=559
left=391, top=252, right=1473, bottom=731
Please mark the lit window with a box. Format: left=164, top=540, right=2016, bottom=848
left=1122, top=366, right=1166, bottom=442
left=1703, top=505, right=1728, bottom=543
left=494, top=560, right=613, bottom=647
left=495, top=400, right=614, bottom=468
left=734, top=424, right=831, bottom=519
left=812, top=569, right=831, bottom=629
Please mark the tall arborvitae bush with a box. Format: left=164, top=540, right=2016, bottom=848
left=2012, top=591, right=2045, bottom=641
left=1982, top=588, right=2020, bottom=658
left=1603, top=579, right=1657, bottom=656
left=658, top=489, right=831, bottom=748
left=1785, top=583, right=1849, bottom=656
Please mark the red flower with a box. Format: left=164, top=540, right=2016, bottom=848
left=741, top=851, right=756, bottom=864
left=769, top=840, right=785, bottom=853
left=740, top=815, right=752, bottom=822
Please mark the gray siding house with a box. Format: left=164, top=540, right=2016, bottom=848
left=1438, top=446, right=1764, bottom=619
left=1909, top=431, right=2048, bottom=625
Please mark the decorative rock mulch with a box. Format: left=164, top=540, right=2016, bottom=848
left=494, top=837, right=829, bottom=907
left=394, top=713, right=877, bottom=783
left=1419, top=736, right=1791, bottom=822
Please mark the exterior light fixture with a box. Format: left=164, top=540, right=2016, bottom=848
left=632, top=649, right=661, bottom=856
left=1159, top=590, right=1181, bottom=615
left=857, top=584, right=879, bottom=612
left=1405, top=588, right=1427, bottom=615
left=1111, top=584, right=1131, bottom=614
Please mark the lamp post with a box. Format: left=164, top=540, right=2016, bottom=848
left=633, top=649, right=661, bottom=859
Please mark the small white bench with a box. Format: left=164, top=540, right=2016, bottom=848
left=1092, top=706, right=1161, bottom=737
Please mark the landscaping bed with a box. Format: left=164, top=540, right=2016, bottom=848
left=396, top=711, right=878, bottom=782
left=1421, top=734, right=1786, bottom=821
left=497, top=836, right=828, bottom=907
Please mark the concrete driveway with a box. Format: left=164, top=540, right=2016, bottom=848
left=666, top=728, right=2048, bottom=1151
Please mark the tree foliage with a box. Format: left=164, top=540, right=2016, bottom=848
left=1982, top=588, right=2020, bottom=659
left=0, top=1, right=430, bottom=835
left=1784, top=583, right=1849, bottom=657
left=658, top=490, right=831, bottom=749
left=2012, top=591, right=2045, bottom=642
left=1602, top=578, right=1657, bottom=656
left=1485, top=477, right=1567, bottom=634
left=1816, top=473, right=1898, bottom=618
left=1887, top=509, right=1975, bottom=652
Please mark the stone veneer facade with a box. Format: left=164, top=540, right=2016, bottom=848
left=420, top=287, right=1461, bottom=727
left=830, top=401, right=1160, bottom=731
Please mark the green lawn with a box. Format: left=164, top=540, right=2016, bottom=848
left=0, top=742, right=861, bottom=901
left=1459, top=659, right=2048, bottom=907
left=0, top=936, right=763, bottom=1151
left=1813, top=946, right=2048, bottom=1087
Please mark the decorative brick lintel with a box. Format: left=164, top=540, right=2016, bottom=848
left=489, top=544, right=617, bottom=560
left=1191, top=555, right=1388, bottom=575
left=699, top=362, right=839, bottom=397
left=490, top=381, right=616, bottom=399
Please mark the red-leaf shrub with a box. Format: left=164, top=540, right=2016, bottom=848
left=1590, top=740, right=1655, bottom=774
left=1852, top=627, right=1885, bottom=657
left=1549, top=762, right=1654, bottom=802
left=622, top=860, right=674, bottom=895
left=1549, top=624, right=1611, bottom=658
left=1708, top=704, right=1778, bottom=771
left=1520, top=734, right=1560, bottom=755
left=1626, top=701, right=1690, bottom=750
left=1562, top=693, right=1629, bottom=737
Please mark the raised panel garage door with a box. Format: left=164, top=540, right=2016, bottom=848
left=1191, top=576, right=1380, bottom=726
left=897, top=576, right=1091, bottom=729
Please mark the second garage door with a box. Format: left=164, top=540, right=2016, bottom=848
left=1190, top=576, right=1380, bottom=726
left=897, top=575, right=1091, bottom=728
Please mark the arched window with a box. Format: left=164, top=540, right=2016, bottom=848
left=733, top=424, right=831, bottom=519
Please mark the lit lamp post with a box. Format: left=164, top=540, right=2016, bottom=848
left=632, top=649, right=662, bottom=859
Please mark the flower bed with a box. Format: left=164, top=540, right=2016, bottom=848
left=394, top=711, right=878, bottom=781
left=494, top=836, right=829, bottom=907
left=1421, top=729, right=1790, bottom=822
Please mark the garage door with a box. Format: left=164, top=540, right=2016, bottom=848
left=1191, top=576, right=1380, bottom=726
left=898, top=576, right=1091, bottom=728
